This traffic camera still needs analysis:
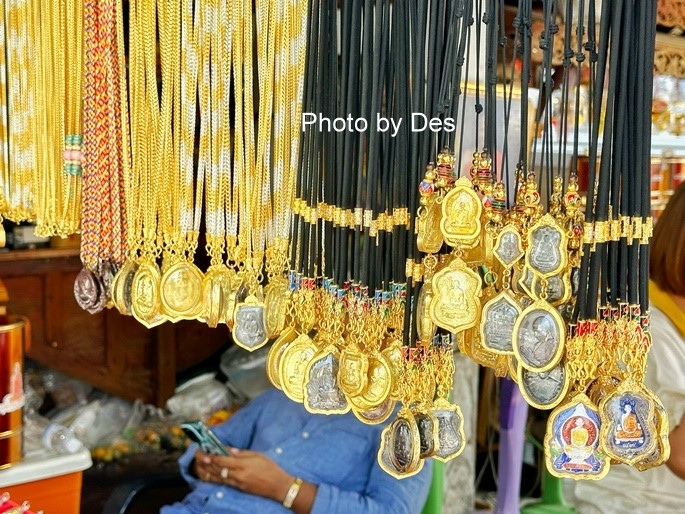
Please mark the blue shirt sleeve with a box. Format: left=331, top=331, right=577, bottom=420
left=310, top=457, right=433, bottom=514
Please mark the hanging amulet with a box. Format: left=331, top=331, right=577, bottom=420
left=563, top=176, right=584, bottom=250
left=523, top=172, right=541, bottom=216
left=475, top=151, right=493, bottom=191
left=488, top=182, right=507, bottom=225
left=469, top=150, right=479, bottom=181
left=418, top=164, right=437, bottom=205
left=549, top=176, right=564, bottom=219
left=545, top=393, right=611, bottom=480
left=434, top=147, right=456, bottom=189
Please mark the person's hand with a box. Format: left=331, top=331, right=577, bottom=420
left=194, top=448, right=294, bottom=502
left=193, top=449, right=223, bottom=483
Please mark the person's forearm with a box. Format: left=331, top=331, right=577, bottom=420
left=291, top=480, right=317, bottom=514
left=667, top=414, right=685, bottom=479
left=271, top=473, right=317, bottom=514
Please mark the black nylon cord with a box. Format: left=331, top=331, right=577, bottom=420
left=575, top=0, right=611, bottom=321
left=517, top=0, right=531, bottom=180
left=640, top=0, right=657, bottom=312
left=292, top=0, right=321, bottom=275
left=457, top=4, right=475, bottom=173
left=322, top=0, right=337, bottom=280
left=607, top=0, right=633, bottom=306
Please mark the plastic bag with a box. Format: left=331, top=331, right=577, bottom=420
left=166, top=372, right=230, bottom=421
left=41, top=369, right=92, bottom=410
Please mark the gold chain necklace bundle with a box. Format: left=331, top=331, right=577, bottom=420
left=75, top=0, right=128, bottom=315
left=32, top=0, right=84, bottom=238
left=0, top=0, right=38, bottom=235
left=103, top=0, right=308, bottom=332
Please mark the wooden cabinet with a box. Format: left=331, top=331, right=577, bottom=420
left=0, top=248, right=227, bottom=406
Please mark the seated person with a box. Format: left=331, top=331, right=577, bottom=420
left=161, top=388, right=432, bottom=514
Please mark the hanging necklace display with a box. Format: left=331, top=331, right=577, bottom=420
left=0, top=6, right=9, bottom=243
left=398, top=0, right=474, bottom=474
left=338, top=0, right=378, bottom=405
left=513, top=0, right=568, bottom=377
left=273, top=0, right=324, bottom=400
left=512, top=213, right=568, bottom=373
left=127, top=0, right=166, bottom=328
left=377, top=349, right=424, bottom=479
left=542, top=0, right=610, bottom=481
left=0, top=0, right=37, bottom=225
left=78, top=0, right=128, bottom=314
left=429, top=169, right=483, bottom=333
left=346, top=0, right=395, bottom=415
left=109, top=0, right=135, bottom=317
left=62, top=0, right=85, bottom=236
left=423, top=339, right=465, bottom=463
left=545, top=341, right=610, bottom=480
left=266, top=274, right=302, bottom=391
left=200, top=0, right=234, bottom=328
left=278, top=277, right=318, bottom=403
left=109, top=0, right=136, bottom=317
left=594, top=0, right=661, bottom=468
left=76, top=0, right=102, bottom=313
left=545, top=2, right=632, bottom=479
left=635, top=1, right=669, bottom=471
left=158, top=0, right=205, bottom=323
left=411, top=347, right=439, bottom=459
left=421, top=0, right=491, bottom=360
left=458, top=0, right=512, bottom=377
left=304, top=283, right=349, bottom=415
left=348, top=303, right=394, bottom=412
left=263, top=0, right=309, bottom=339
left=221, top=0, right=251, bottom=333
left=480, top=225, right=524, bottom=355
left=32, top=0, right=82, bottom=237
left=515, top=0, right=570, bottom=410
left=231, top=0, right=273, bottom=351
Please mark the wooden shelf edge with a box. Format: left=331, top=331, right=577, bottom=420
left=0, top=247, right=80, bottom=262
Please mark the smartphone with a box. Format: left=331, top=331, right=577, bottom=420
left=180, top=421, right=230, bottom=456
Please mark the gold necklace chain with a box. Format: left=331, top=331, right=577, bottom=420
left=269, top=0, right=309, bottom=278
left=116, top=0, right=132, bottom=262
left=241, top=0, right=256, bottom=286
left=1, top=1, right=21, bottom=222
left=218, top=0, right=233, bottom=269
left=61, top=0, right=84, bottom=236
left=33, top=0, right=62, bottom=236
left=205, top=0, right=230, bottom=267
left=181, top=0, right=201, bottom=260
left=128, top=0, right=146, bottom=259
left=2, top=0, right=37, bottom=222
left=128, top=0, right=156, bottom=260
left=253, top=0, right=276, bottom=285
left=231, top=0, right=247, bottom=272
left=0, top=5, right=7, bottom=225
left=140, top=0, right=159, bottom=259
left=157, top=0, right=181, bottom=265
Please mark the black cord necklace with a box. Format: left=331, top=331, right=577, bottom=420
left=639, top=1, right=657, bottom=313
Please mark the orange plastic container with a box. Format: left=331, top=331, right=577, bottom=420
left=0, top=448, right=91, bottom=514
left=2, top=470, right=82, bottom=514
